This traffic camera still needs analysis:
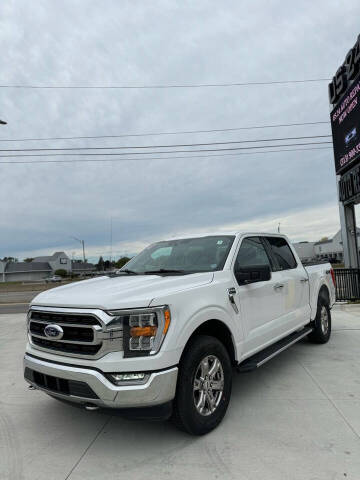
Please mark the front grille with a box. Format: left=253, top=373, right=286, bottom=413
left=29, top=309, right=103, bottom=358
left=28, top=308, right=123, bottom=359
left=30, top=310, right=101, bottom=326
left=31, top=336, right=102, bottom=355
left=30, top=321, right=94, bottom=342
left=24, top=367, right=99, bottom=399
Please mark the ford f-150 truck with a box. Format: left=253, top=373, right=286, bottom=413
left=24, top=232, right=336, bottom=435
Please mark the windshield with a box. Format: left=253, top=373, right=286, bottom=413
left=122, top=235, right=235, bottom=274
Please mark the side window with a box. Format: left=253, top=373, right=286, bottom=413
left=266, top=237, right=297, bottom=270
left=151, top=247, right=172, bottom=259
left=235, top=237, right=271, bottom=269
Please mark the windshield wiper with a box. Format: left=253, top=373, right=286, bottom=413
left=143, top=268, right=187, bottom=275
left=107, top=269, right=139, bottom=277
left=120, top=269, right=139, bottom=275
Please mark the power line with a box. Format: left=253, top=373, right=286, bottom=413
left=0, top=121, right=330, bottom=143
left=0, top=146, right=332, bottom=165
left=0, top=135, right=332, bottom=153
left=0, top=78, right=330, bottom=90
left=0, top=141, right=332, bottom=159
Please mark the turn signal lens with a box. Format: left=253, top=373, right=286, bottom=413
left=163, top=309, right=171, bottom=335
left=130, top=326, right=157, bottom=337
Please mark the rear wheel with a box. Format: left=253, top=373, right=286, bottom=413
left=172, top=335, right=232, bottom=435
left=308, top=295, right=331, bottom=344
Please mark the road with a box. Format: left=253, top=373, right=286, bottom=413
left=0, top=291, right=38, bottom=314
left=0, top=303, right=29, bottom=314
left=1, top=304, right=360, bottom=480
left=0, top=281, right=79, bottom=313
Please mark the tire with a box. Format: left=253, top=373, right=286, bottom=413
left=171, top=335, right=232, bottom=435
left=308, top=295, right=331, bottom=344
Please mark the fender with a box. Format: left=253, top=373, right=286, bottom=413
left=310, top=280, right=331, bottom=320
left=150, top=281, right=243, bottom=363
left=174, top=305, right=241, bottom=362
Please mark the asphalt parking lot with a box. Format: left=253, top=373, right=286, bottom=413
left=1, top=305, right=360, bottom=480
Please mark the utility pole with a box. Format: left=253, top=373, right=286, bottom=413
left=110, top=216, right=113, bottom=264
left=277, top=222, right=281, bottom=233
left=1, top=121, right=7, bottom=280
left=71, top=236, right=86, bottom=263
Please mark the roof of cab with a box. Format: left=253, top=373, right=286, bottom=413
left=160, top=231, right=287, bottom=241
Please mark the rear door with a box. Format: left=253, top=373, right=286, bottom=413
left=233, top=236, right=287, bottom=355
left=264, top=236, right=311, bottom=331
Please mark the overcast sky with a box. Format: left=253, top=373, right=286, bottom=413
left=0, top=1, right=359, bottom=262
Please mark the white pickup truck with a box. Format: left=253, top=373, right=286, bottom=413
left=24, top=232, right=336, bottom=435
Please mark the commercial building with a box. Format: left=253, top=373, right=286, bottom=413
left=1, top=261, right=51, bottom=283
left=293, top=228, right=360, bottom=263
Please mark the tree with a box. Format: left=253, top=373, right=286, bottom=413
left=23, top=258, right=34, bottom=263
left=319, top=236, right=329, bottom=242
left=97, top=256, right=105, bottom=271
left=115, top=256, right=131, bottom=269
left=1, top=256, right=18, bottom=262
left=54, top=269, right=67, bottom=278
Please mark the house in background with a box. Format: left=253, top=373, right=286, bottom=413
left=0, top=251, right=96, bottom=282
left=3, top=262, right=52, bottom=282
left=71, top=260, right=97, bottom=275
left=33, top=251, right=72, bottom=273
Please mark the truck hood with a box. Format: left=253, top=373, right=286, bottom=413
left=31, top=272, right=214, bottom=310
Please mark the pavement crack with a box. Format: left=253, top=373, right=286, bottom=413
left=298, top=360, right=360, bottom=441
left=64, top=416, right=112, bottom=480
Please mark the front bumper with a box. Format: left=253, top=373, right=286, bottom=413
left=24, top=354, right=178, bottom=409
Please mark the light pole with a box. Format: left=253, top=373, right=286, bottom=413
left=71, top=236, right=86, bottom=263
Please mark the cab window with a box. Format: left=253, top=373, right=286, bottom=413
left=235, top=237, right=271, bottom=269
left=266, top=237, right=297, bottom=271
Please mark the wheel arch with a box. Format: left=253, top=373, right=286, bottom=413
left=180, top=319, right=237, bottom=366
left=318, top=284, right=330, bottom=304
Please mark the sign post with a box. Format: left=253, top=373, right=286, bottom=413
left=337, top=178, right=359, bottom=267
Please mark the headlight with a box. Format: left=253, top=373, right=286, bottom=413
left=107, top=306, right=171, bottom=357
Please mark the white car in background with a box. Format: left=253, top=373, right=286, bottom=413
left=44, top=275, right=62, bottom=283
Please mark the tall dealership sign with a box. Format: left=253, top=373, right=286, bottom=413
left=329, top=34, right=360, bottom=267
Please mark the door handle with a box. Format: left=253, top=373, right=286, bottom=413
left=227, top=287, right=239, bottom=313
left=274, top=283, right=284, bottom=290
left=300, top=278, right=309, bottom=283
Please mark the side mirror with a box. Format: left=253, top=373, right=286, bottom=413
left=235, top=265, right=271, bottom=285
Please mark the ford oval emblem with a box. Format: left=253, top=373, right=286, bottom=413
left=44, top=324, right=64, bottom=340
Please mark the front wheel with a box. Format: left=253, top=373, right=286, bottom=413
left=308, top=295, right=331, bottom=344
left=172, top=335, right=232, bottom=435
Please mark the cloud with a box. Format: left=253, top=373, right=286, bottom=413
left=0, top=0, right=359, bottom=260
